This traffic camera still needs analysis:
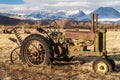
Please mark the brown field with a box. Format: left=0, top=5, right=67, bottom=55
left=0, top=29, right=120, bottom=80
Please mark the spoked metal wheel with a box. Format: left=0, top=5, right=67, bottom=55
left=93, top=58, right=113, bottom=74
left=10, top=47, right=21, bottom=64
left=20, top=34, right=53, bottom=67
left=24, top=40, right=46, bottom=66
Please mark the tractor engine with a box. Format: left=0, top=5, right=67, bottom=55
left=50, top=31, right=94, bottom=58
left=66, top=39, right=94, bottom=55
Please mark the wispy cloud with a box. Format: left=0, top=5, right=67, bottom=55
left=0, top=0, right=120, bottom=13
left=22, top=0, right=120, bottom=11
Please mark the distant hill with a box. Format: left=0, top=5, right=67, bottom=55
left=0, top=15, right=24, bottom=25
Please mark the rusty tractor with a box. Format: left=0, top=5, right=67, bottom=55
left=20, top=14, right=115, bottom=73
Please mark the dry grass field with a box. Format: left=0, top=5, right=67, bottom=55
left=0, top=29, right=120, bottom=80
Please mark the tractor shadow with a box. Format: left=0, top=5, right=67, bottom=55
left=108, top=52, right=120, bottom=72
left=53, top=52, right=120, bottom=72
left=52, top=56, right=96, bottom=67
left=115, top=64, right=120, bottom=72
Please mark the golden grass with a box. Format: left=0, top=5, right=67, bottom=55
left=0, top=30, right=120, bottom=80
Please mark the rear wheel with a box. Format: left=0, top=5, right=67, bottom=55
left=93, top=58, right=113, bottom=73
left=20, top=34, right=53, bottom=67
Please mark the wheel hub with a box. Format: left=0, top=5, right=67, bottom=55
left=96, top=61, right=108, bottom=73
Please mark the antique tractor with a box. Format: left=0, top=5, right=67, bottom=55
left=20, top=14, right=115, bottom=73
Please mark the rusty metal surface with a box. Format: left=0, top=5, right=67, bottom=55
left=91, top=14, right=95, bottom=32
left=64, top=14, right=99, bottom=40
left=65, top=30, right=95, bottom=40
left=91, top=14, right=99, bottom=32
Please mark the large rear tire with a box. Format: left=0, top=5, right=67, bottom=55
left=20, top=34, right=53, bottom=67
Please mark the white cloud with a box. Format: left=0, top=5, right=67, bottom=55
left=0, top=0, right=120, bottom=13
left=0, top=4, right=43, bottom=14
left=22, top=0, right=120, bottom=11
left=44, top=1, right=87, bottom=7
left=101, top=1, right=120, bottom=6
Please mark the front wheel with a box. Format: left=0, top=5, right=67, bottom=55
left=10, top=47, right=21, bottom=64
left=92, top=58, right=113, bottom=74
left=20, top=34, right=53, bottom=67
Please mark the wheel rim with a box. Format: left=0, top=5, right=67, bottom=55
left=24, top=40, right=46, bottom=66
left=96, top=61, right=108, bottom=73
left=11, top=47, right=20, bottom=63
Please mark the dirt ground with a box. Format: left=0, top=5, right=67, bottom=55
left=0, top=30, right=120, bottom=80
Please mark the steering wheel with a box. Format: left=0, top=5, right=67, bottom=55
left=48, top=20, right=60, bottom=33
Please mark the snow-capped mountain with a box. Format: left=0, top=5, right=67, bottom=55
left=27, top=12, right=47, bottom=19
left=69, top=11, right=86, bottom=17
left=26, top=11, right=66, bottom=20
left=26, top=10, right=87, bottom=20
left=49, top=11, right=66, bottom=20
left=93, top=7, right=120, bottom=18
left=24, top=7, right=120, bottom=22
left=0, top=7, right=120, bottom=23
left=68, top=11, right=87, bottom=20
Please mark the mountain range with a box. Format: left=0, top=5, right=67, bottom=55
left=0, top=7, right=120, bottom=23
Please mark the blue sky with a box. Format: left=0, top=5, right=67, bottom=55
left=0, top=0, right=120, bottom=13
left=0, top=0, right=24, bottom=4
